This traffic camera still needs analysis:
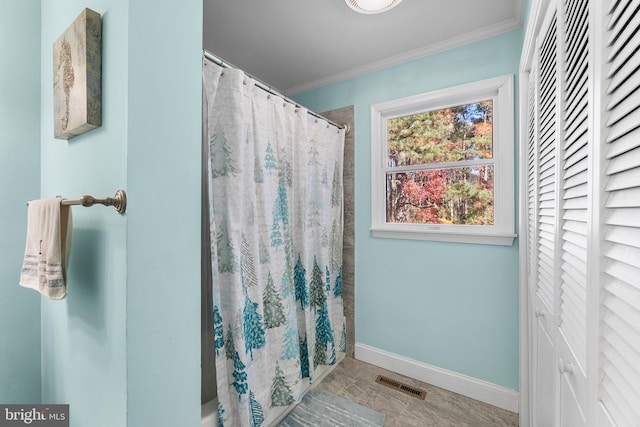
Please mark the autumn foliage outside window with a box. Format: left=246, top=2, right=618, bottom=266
left=371, top=75, right=514, bottom=245
left=385, top=101, right=495, bottom=225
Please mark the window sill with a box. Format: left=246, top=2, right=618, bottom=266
left=370, top=227, right=517, bottom=246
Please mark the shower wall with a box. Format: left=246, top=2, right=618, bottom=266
left=202, top=98, right=216, bottom=403
left=320, top=106, right=355, bottom=357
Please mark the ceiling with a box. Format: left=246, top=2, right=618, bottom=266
left=203, top=0, right=524, bottom=95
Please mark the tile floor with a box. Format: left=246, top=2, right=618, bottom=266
left=313, top=357, right=519, bottom=427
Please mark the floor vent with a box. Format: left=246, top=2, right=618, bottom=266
left=375, top=375, right=427, bottom=400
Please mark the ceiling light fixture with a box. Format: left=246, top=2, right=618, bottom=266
left=345, top=0, right=402, bottom=14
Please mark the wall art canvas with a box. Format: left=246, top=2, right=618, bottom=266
left=53, top=8, right=102, bottom=140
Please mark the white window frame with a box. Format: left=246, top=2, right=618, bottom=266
left=370, top=74, right=516, bottom=246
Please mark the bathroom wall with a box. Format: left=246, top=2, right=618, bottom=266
left=38, top=1, right=202, bottom=426
left=126, top=0, right=202, bottom=425
left=0, top=0, right=42, bottom=404
left=39, top=2, right=129, bottom=424
left=2, top=1, right=524, bottom=423
left=320, top=106, right=356, bottom=357
left=294, top=29, right=522, bottom=391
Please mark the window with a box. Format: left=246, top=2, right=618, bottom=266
left=370, top=75, right=515, bottom=245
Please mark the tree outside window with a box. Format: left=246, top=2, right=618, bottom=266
left=371, top=75, right=515, bottom=246
left=386, top=100, right=495, bottom=225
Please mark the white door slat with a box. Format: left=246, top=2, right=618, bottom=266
left=601, top=340, right=640, bottom=393
left=562, top=196, right=587, bottom=211
left=602, top=335, right=640, bottom=385
left=563, top=108, right=588, bottom=144
left=600, top=350, right=640, bottom=411
left=603, top=105, right=640, bottom=143
left=600, top=382, right=637, bottom=427
left=564, top=51, right=588, bottom=93
left=605, top=207, right=640, bottom=228
left=605, top=187, right=640, bottom=208
left=563, top=207, right=587, bottom=222
left=605, top=224, right=640, bottom=249
left=602, top=312, right=640, bottom=358
left=608, top=3, right=640, bottom=60
left=564, top=155, right=588, bottom=176
left=563, top=183, right=588, bottom=200
left=605, top=87, right=640, bottom=126
left=606, top=0, right=634, bottom=32
left=561, top=256, right=587, bottom=284
left=562, top=230, right=588, bottom=252
left=607, top=48, right=640, bottom=95
left=605, top=148, right=640, bottom=174
left=563, top=169, right=588, bottom=190
left=604, top=277, right=640, bottom=306
left=563, top=157, right=588, bottom=180
left=604, top=167, right=640, bottom=192
left=605, top=73, right=640, bottom=112
left=604, top=257, right=640, bottom=288
left=563, top=143, right=588, bottom=170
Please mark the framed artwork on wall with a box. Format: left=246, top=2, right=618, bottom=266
left=53, top=8, right=102, bottom=140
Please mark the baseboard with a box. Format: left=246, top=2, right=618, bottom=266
left=355, top=343, right=519, bottom=413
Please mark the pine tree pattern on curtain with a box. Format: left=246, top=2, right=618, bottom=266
left=203, top=60, right=346, bottom=427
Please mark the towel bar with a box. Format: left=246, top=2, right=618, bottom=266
left=61, top=190, right=127, bottom=213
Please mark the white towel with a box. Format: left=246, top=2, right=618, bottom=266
left=19, top=198, right=73, bottom=299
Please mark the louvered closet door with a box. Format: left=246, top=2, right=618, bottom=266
left=528, top=65, right=556, bottom=427
left=536, top=7, right=559, bottom=317
left=528, top=5, right=559, bottom=426
left=600, top=0, right=640, bottom=425
left=528, top=0, right=591, bottom=424
left=555, top=0, right=590, bottom=424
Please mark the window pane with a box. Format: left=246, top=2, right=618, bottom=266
left=387, top=100, right=493, bottom=167
left=386, top=166, right=494, bottom=225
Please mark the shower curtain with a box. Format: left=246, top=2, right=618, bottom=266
left=203, top=59, right=347, bottom=427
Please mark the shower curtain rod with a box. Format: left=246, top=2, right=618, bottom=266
left=203, top=50, right=349, bottom=134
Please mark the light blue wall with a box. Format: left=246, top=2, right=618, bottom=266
left=126, top=0, right=202, bottom=426
left=37, top=1, right=202, bottom=426
left=294, top=30, right=522, bottom=390
left=40, top=2, right=128, bottom=425
left=0, top=0, right=42, bottom=404
left=523, top=0, right=534, bottom=36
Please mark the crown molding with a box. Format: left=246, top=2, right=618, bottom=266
left=287, top=14, right=524, bottom=95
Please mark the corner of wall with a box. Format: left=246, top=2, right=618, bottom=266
left=0, top=0, right=42, bottom=404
